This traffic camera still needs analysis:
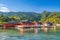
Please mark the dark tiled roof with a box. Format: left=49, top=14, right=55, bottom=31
left=8, top=21, right=20, bottom=24
left=47, top=22, right=54, bottom=25
left=38, top=22, right=42, bottom=25
left=21, top=21, right=34, bottom=25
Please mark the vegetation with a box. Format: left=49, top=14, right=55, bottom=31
left=0, top=11, right=60, bottom=24
left=41, top=11, right=60, bottom=23
left=0, top=12, right=41, bottom=24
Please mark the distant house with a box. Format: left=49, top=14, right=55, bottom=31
left=38, top=21, right=42, bottom=24
left=32, top=21, right=43, bottom=28
left=2, top=20, right=20, bottom=29
left=44, top=22, right=54, bottom=28
left=17, top=21, right=34, bottom=28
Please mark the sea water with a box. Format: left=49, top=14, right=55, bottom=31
left=0, top=29, right=60, bottom=40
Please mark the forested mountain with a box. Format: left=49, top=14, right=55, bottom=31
left=0, top=11, right=60, bottom=24
left=41, top=11, right=60, bottom=23
left=0, top=12, right=41, bottom=22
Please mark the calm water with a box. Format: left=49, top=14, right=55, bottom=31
left=0, top=29, right=60, bottom=40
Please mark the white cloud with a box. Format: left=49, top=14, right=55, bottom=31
left=0, top=7, right=10, bottom=12
left=0, top=4, right=10, bottom=12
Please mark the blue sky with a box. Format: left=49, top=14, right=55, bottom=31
left=0, top=0, right=60, bottom=13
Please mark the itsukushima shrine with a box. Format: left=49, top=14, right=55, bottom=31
left=1, top=20, right=60, bottom=33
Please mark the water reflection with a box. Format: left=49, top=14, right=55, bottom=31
left=19, top=28, right=40, bottom=35
left=0, top=29, right=59, bottom=40
left=34, top=28, right=38, bottom=34
left=19, top=28, right=57, bottom=35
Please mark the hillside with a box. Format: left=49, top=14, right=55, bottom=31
left=41, top=11, right=60, bottom=23
left=0, top=11, right=60, bottom=24
left=0, top=12, right=41, bottom=22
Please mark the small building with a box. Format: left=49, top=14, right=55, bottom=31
left=2, top=21, right=20, bottom=29
left=44, top=22, right=54, bottom=28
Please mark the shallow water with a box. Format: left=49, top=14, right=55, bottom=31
left=0, top=30, right=60, bottom=40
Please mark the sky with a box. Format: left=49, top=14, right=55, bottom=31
left=0, top=0, right=60, bottom=13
